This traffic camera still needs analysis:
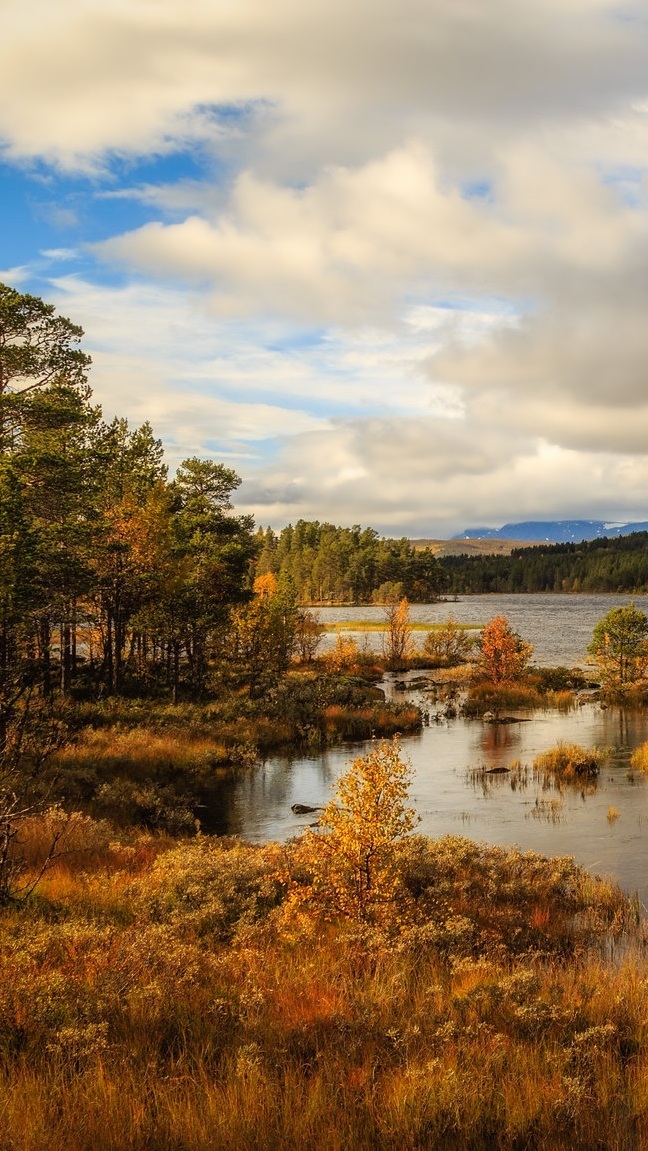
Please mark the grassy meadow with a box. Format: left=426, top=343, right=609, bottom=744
left=1, top=811, right=646, bottom=1151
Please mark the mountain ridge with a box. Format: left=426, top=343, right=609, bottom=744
left=453, top=520, right=648, bottom=544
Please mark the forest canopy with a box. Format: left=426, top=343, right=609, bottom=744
left=254, top=520, right=444, bottom=604
left=440, top=533, right=648, bottom=594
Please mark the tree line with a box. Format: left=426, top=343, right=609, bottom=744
left=0, top=282, right=278, bottom=702
left=440, top=533, right=648, bottom=594
left=254, top=521, right=444, bottom=604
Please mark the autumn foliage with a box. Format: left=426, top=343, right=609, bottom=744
left=289, top=739, right=417, bottom=924
left=478, top=614, right=533, bottom=684
left=382, top=597, right=414, bottom=667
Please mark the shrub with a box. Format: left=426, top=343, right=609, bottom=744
left=137, top=838, right=285, bottom=940
left=534, top=742, right=603, bottom=783
left=478, top=615, right=533, bottom=685
left=588, top=603, right=648, bottom=694
left=533, top=666, right=588, bottom=692
left=289, top=740, right=417, bottom=924
left=630, top=741, right=648, bottom=773
left=323, top=635, right=363, bottom=675
left=421, top=617, right=476, bottom=667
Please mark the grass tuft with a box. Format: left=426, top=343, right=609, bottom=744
left=534, top=742, right=603, bottom=783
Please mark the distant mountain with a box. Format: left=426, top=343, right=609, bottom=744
left=453, top=520, right=648, bottom=543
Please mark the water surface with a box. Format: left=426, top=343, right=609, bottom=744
left=209, top=594, right=648, bottom=905
left=318, top=592, right=648, bottom=667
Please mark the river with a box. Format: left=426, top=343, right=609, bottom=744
left=209, top=594, right=648, bottom=906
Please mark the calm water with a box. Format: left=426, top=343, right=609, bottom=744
left=210, top=594, right=648, bottom=905
left=318, top=592, right=648, bottom=668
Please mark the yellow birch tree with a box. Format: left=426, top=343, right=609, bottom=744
left=292, top=739, right=417, bottom=924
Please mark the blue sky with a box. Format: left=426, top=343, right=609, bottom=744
left=3, top=0, right=648, bottom=536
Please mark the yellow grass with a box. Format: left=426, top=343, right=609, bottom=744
left=0, top=815, right=643, bottom=1150
left=324, top=620, right=482, bottom=632
left=534, top=741, right=604, bottom=783
left=10, top=660, right=625, bottom=1151
left=630, top=741, right=648, bottom=774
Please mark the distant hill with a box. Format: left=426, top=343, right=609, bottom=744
left=409, top=538, right=537, bottom=557
left=453, top=520, right=648, bottom=544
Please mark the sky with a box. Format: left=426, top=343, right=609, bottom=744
left=3, top=1, right=648, bottom=538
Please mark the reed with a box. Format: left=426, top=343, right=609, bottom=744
left=462, top=664, right=583, bottom=716
left=321, top=703, right=422, bottom=740
left=534, top=741, right=604, bottom=783
left=630, top=741, right=648, bottom=774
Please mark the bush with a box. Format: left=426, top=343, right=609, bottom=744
left=463, top=682, right=546, bottom=714
left=137, top=838, right=285, bottom=939
left=532, top=666, right=588, bottom=691
left=421, top=617, right=476, bottom=667
left=630, top=741, right=648, bottom=773
left=534, top=742, right=603, bottom=783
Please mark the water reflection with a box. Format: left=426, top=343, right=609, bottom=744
left=479, top=720, right=528, bottom=759
left=206, top=691, right=648, bottom=907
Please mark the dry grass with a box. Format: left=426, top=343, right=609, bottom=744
left=321, top=703, right=422, bottom=740
left=0, top=815, right=643, bottom=1149
left=630, top=741, right=648, bottom=774
left=54, top=727, right=236, bottom=777
left=464, top=680, right=576, bottom=716
left=534, top=742, right=604, bottom=784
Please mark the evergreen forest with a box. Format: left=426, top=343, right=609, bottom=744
left=0, top=281, right=448, bottom=708
left=0, top=281, right=262, bottom=702
left=254, top=521, right=444, bottom=604
left=440, top=532, right=648, bottom=594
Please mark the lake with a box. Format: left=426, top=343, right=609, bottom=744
left=210, top=594, right=648, bottom=906
left=317, top=591, right=648, bottom=668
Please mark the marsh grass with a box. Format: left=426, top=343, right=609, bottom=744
left=530, top=796, right=565, bottom=823
left=464, top=681, right=576, bottom=715
left=534, top=742, right=604, bottom=785
left=462, top=666, right=584, bottom=717
left=321, top=703, right=422, bottom=740
left=0, top=815, right=643, bottom=1150
left=324, top=621, right=482, bottom=633
left=630, top=741, right=648, bottom=774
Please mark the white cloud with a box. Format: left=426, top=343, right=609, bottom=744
left=40, top=248, right=79, bottom=261
left=239, top=420, right=648, bottom=535
left=1, top=0, right=647, bottom=172
left=48, top=277, right=330, bottom=468
left=6, top=0, right=648, bottom=534
left=90, top=142, right=533, bottom=324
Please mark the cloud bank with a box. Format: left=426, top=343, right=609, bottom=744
left=3, top=0, right=648, bottom=534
